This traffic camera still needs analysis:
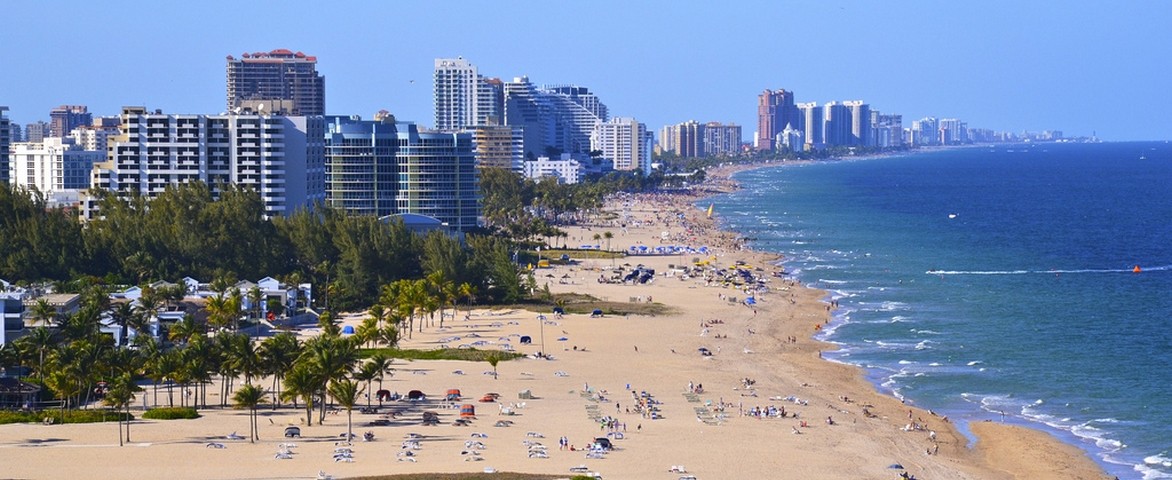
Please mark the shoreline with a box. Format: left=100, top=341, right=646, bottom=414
left=699, top=155, right=1114, bottom=479
left=0, top=151, right=1112, bottom=480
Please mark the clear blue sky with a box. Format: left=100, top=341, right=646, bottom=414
left=2, top=1, right=1168, bottom=141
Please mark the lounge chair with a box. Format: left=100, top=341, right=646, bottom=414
left=569, top=465, right=590, bottom=473
left=205, top=442, right=225, bottom=449
left=225, top=432, right=245, bottom=440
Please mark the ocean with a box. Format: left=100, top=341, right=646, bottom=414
left=709, top=142, right=1172, bottom=479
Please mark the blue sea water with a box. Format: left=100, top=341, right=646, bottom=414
left=709, top=142, right=1172, bottom=479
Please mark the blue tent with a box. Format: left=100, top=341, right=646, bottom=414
left=744, top=297, right=757, bottom=305
left=341, top=325, right=355, bottom=334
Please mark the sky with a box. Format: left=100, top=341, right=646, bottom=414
left=2, top=1, right=1169, bottom=141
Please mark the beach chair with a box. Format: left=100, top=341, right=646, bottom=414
left=205, top=442, right=225, bottom=449
left=569, top=465, right=590, bottom=473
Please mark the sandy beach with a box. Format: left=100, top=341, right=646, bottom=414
left=0, top=163, right=1112, bottom=480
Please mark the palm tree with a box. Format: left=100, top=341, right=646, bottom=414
left=232, top=384, right=267, bottom=443
left=102, top=373, right=140, bottom=446
left=29, top=298, right=57, bottom=327
left=356, top=316, right=380, bottom=349
left=366, top=354, right=393, bottom=406
left=281, top=363, right=319, bottom=426
left=354, top=361, right=381, bottom=408
left=259, top=333, right=301, bottom=408
left=246, top=286, right=264, bottom=328
left=168, top=315, right=199, bottom=345
left=486, top=352, right=502, bottom=380
left=603, top=231, right=614, bottom=251
left=300, top=336, right=358, bottom=422
left=18, top=327, right=58, bottom=383
left=457, top=282, right=477, bottom=318
left=368, top=304, right=386, bottom=334
left=228, top=334, right=262, bottom=385
left=328, top=379, right=362, bottom=443
left=426, top=271, right=454, bottom=329
left=203, top=292, right=234, bottom=333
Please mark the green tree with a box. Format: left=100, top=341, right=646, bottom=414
left=29, top=299, right=57, bottom=327
left=328, top=379, right=362, bottom=444
left=102, top=373, right=141, bottom=446
left=259, top=333, right=300, bottom=409
left=281, top=363, right=319, bottom=426
left=232, top=384, right=267, bottom=443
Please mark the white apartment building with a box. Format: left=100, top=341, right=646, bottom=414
left=0, top=106, right=10, bottom=184
left=69, top=123, right=120, bottom=153
left=87, top=107, right=325, bottom=219
left=11, top=138, right=102, bottom=193
left=434, top=57, right=481, bottom=132
left=591, top=117, right=652, bottom=174
left=522, top=154, right=582, bottom=184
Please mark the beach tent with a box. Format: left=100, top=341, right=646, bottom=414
left=408, top=390, right=426, bottom=401
left=376, top=389, right=393, bottom=402
left=284, top=426, right=301, bottom=438
left=591, top=309, right=603, bottom=317
left=341, top=325, right=355, bottom=334
left=519, top=335, right=532, bottom=344
left=744, top=297, right=757, bottom=305
left=446, top=389, right=462, bottom=401
left=552, top=307, right=565, bottom=315
left=460, top=404, right=476, bottom=418
left=518, top=389, right=534, bottom=399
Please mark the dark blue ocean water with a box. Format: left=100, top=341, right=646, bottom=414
left=709, top=142, right=1172, bottom=479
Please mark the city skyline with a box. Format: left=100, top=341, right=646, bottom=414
left=1, top=1, right=1169, bottom=141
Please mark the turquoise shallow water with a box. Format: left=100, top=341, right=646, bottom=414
left=708, top=142, right=1172, bottom=479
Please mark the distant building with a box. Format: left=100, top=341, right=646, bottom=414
left=703, top=122, right=742, bottom=157
left=49, top=105, right=92, bottom=138
left=821, top=102, right=851, bottom=147
left=797, top=102, right=823, bottom=149
left=0, top=107, right=9, bottom=184
left=522, top=154, right=582, bottom=184
left=939, top=118, right=968, bottom=145
left=471, top=124, right=524, bottom=171
left=69, top=120, right=121, bottom=153
left=503, top=76, right=608, bottom=158
left=324, top=114, right=399, bottom=216
left=592, top=117, right=652, bottom=174
left=871, top=112, right=903, bottom=148
left=434, top=57, right=482, bottom=131
left=911, top=117, right=939, bottom=146
left=87, top=107, right=325, bottom=219
left=757, top=89, right=797, bottom=151
left=777, top=123, right=803, bottom=152
left=10, top=137, right=102, bottom=193
left=25, top=121, right=49, bottom=143
left=844, top=101, right=871, bottom=147
left=393, top=122, right=479, bottom=231
left=668, top=120, right=705, bottom=158
left=226, top=49, right=325, bottom=116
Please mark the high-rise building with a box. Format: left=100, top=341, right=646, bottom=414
left=657, top=125, right=676, bottom=155
left=844, top=101, right=871, bottom=147
left=671, top=121, right=705, bottom=158
left=938, top=118, right=968, bottom=145
left=502, top=76, right=608, bottom=158
left=797, top=102, right=823, bottom=149
left=434, top=57, right=481, bottom=132
left=703, top=122, right=742, bottom=157
left=226, top=49, right=325, bottom=116
left=394, top=123, right=479, bottom=232
left=70, top=120, right=121, bottom=153
left=756, top=89, right=796, bottom=151
left=10, top=138, right=102, bottom=193
left=9, top=122, right=21, bottom=143
left=471, top=125, right=524, bottom=171
left=0, top=107, right=10, bottom=184
left=89, top=107, right=325, bottom=219
left=911, top=117, right=939, bottom=146
left=592, top=117, right=651, bottom=174
left=778, top=123, right=803, bottom=152
left=871, top=112, right=903, bottom=148
left=49, top=105, right=92, bottom=138
left=478, top=77, right=504, bottom=126
left=324, top=114, right=399, bottom=217
left=25, top=121, right=49, bottom=143
left=821, top=102, right=851, bottom=147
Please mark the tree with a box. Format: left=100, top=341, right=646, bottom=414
left=328, top=379, right=362, bottom=444
left=29, top=299, right=57, bottom=327
left=300, top=335, right=357, bottom=422
left=18, top=327, right=57, bottom=383
left=232, top=383, right=266, bottom=443
left=281, top=363, right=319, bottom=426
left=355, top=361, right=380, bottom=408
left=365, top=354, right=394, bottom=406
left=603, top=231, right=614, bottom=252
left=486, top=352, right=503, bottom=380
left=246, top=285, right=264, bottom=330
left=102, top=373, right=140, bottom=446
left=259, top=333, right=300, bottom=409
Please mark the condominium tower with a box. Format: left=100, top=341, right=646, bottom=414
left=324, top=115, right=399, bottom=217
left=49, top=105, right=92, bottom=138
left=757, top=89, right=797, bottom=151
left=591, top=117, right=652, bottom=174
left=434, top=57, right=504, bottom=131
left=89, top=107, right=325, bottom=218
left=226, top=49, right=325, bottom=115
left=394, top=123, right=479, bottom=231
left=0, top=107, right=10, bottom=184
left=10, top=138, right=102, bottom=193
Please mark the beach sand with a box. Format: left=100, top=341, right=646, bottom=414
left=0, top=164, right=1111, bottom=480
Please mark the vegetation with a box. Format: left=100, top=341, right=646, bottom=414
left=351, top=474, right=568, bottom=480
left=358, top=348, right=524, bottom=362
left=0, top=409, right=132, bottom=425
left=141, top=407, right=200, bottom=420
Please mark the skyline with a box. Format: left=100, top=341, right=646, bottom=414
left=2, top=1, right=1169, bottom=141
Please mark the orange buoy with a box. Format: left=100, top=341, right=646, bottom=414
left=1133, top=265, right=1142, bottom=273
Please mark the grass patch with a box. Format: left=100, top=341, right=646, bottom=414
left=538, top=248, right=625, bottom=260
left=0, top=409, right=132, bottom=425
left=505, top=292, right=676, bottom=317
left=359, top=348, right=525, bottom=362
left=142, top=407, right=200, bottom=420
